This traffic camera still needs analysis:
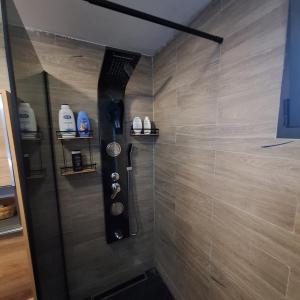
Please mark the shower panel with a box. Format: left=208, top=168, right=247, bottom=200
left=98, top=48, right=140, bottom=243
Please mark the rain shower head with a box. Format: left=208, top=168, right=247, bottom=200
left=101, top=49, right=140, bottom=86
left=98, top=48, right=141, bottom=135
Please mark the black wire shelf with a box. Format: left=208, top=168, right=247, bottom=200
left=21, top=131, right=42, bottom=141
left=26, top=169, right=46, bottom=180
left=56, top=130, right=94, bottom=140
left=60, top=164, right=97, bottom=176
left=130, top=128, right=159, bottom=136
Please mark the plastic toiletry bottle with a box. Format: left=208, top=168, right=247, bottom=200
left=143, top=116, right=151, bottom=134
left=77, top=111, right=91, bottom=137
left=72, top=150, right=83, bottom=172
left=59, top=104, right=76, bottom=137
left=19, top=102, right=37, bottom=138
left=132, top=117, right=142, bottom=134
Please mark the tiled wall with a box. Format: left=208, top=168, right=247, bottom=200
left=153, top=0, right=300, bottom=299
left=28, top=31, right=155, bottom=299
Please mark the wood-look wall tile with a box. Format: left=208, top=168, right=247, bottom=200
left=155, top=124, right=176, bottom=145
left=209, top=262, right=261, bottom=300
left=213, top=151, right=299, bottom=230
left=213, top=207, right=289, bottom=296
left=213, top=200, right=300, bottom=268
left=176, top=123, right=300, bottom=161
left=155, top=237, right=177, bottom=293
left=125, top=95, right=153, bottom=122
left=175, top=202, right=212, bottom=263
left=175, top=247, right=210, bottom=300
left=218, top=87, right=281, bottom=125
left=177, top=37, right=220, bottom=76
left=211, top=242, right=286, bottom=300
left=287, top=267, right=300, bottom=300
left=155, top=201, right=176, bottom=243
left=154, top=88, right=176, bottom=112
left=191, top=0, right=222, bottom=30
left=218, top=50, right=284, bottom=125
left=175, top=182, right=212, bottom=227
left=153, top=0, right=294, bottom=300
left=176, top=62, right=219, bottom=126
left=154, top=93, right=177, bottom=126
left=153, top=41, right=176, bottom=96
left=127, top=56, right=153, bottom=96
left=205, top=0, right=286, bottom=38
left=221, top=3, right=287, bottom=66
left=295, top=203, right=300, bottom=235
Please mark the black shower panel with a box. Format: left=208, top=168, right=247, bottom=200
left=98, top=48, right=141, bottom=244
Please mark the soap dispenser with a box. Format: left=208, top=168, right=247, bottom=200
left=143, top=116, right=151, bottom=134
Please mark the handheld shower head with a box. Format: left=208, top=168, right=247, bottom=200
left=127, top=143, right=133, bottom=168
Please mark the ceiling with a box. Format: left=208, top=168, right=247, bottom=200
left=10, top=0, right=211, bottom=56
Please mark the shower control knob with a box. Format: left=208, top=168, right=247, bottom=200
left=114, top=230, right=124, bottom=240
left=111, top=172, right=120, bottom=181
left=111, top=183, right=121, bottom=200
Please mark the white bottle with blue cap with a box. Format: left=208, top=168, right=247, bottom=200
left=59, top=104, right=76, bottom=137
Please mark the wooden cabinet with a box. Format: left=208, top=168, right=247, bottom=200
left=0, top=113, right=12, bottom=187
left=0, top=91, right=36, bottom=299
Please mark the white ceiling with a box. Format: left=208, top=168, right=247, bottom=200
left=10, top=0, right=211, bottom=56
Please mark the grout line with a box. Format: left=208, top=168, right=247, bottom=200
left=174, top=37, right=178, bottom=145
left=285, top=266, right=292, bottom=297
left=292, top=202, right=299, bottom=233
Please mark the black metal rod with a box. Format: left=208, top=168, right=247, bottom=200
left=83, top=0, right=223, bottom=44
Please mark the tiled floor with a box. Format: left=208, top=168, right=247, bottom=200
left=93, top=269, right=173, bottom=300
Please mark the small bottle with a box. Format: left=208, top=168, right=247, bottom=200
left=59, top=104, right=76, bottom=137
left=143, top=116, right=151, bottom=134
left=132, top=117, right=142, bottom=134
left=19, top=102, right=37, bottom=138
left=72, top=150, right=83, bottom=172
left=77, top=111, right=90, bottom=137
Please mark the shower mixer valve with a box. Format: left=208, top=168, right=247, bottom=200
left=111, top=172, right=120, bottom=181
left=111, top=182, right=121, bottom=200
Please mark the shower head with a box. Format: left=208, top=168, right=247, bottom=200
left=99, top=48, right=141, bottom=88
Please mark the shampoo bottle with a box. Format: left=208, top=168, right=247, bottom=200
left=19, top=102, right=37, bottom=138
left=59, top=104, right=76, bottom=137
left=77, top=111, right=90, bottom=137
left=143, top=116, right=151, bottom=134
left=132, top=117, right=142, bottom=134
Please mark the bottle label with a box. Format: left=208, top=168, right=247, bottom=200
left=64, top=115, right=72, bottom=119
left=79, top=120, right=88, bottom=131
left=19, top=113, right=29, bottom=118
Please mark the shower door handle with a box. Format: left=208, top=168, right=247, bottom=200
left=111, top=183, right=121, bottom=199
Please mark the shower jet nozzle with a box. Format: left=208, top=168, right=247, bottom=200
left=106, top=99, right=124, bottom=133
